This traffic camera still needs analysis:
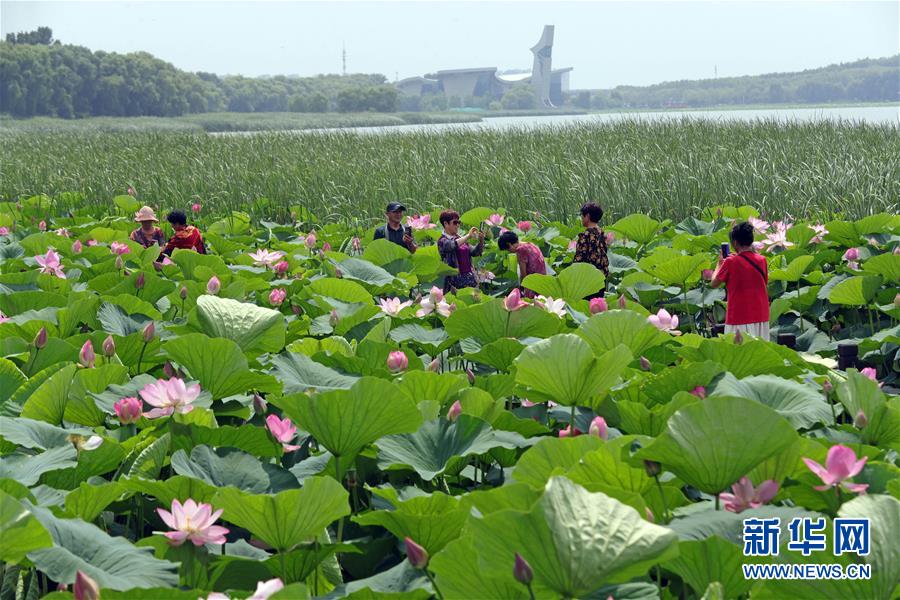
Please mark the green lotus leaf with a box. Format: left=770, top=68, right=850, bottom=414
left=646, top=254, right=707, bottom=286
left=64, top=481, right=125, bottom=522
left=353, top=492, right=466, bottom=555
left=274, top=377, right=421, bottom=462
left=0, top=290, right=67, bottom=316
left=827, top=275, right=882, bottom=306
left=170, top=446, right=297, bottom=494
left=327, top=560, right=430, bottom=599
left=41, top=436, right=126, bottom=489
left=0, top=446, right=77, bottom=486
left=836, top=368, right=887, bottom=421
left=397, top=371, right=467, bottom=406
left=170, top=248, right=230, bottom=279
left=0, top=489, right=52, bottom=563
left=430, top=535, right=531, bottom=600
left=463, top=337, right=525, bottom=372
left=617, top=392, right=700, bottom=436
left=195, top=295, right=285, bottom=353
left=664, top=536, right=751, bottom=599
left=213, top=476, right=349, bottom=552
left=363, top=238, right=412, bottom=270
left=169, top=421, right=284, bottom=459
left=769, top=255, right=815, bottom=283
left=609, top=214, right=661, bottom=245
left=0, top=416, right=92, bottom=450
left=635, top=396, right=797, bottom=493
left=522, top=262, right=605, bottom=303
left=65, top=363, right=130, bottom=426
left=27, top=505, right=179, bottom=590
left=445, top=299, right=562, bottom=344
left=512, top=436, right=604, bottom=488
left=120, top=475, right=217, bottom=506
left=709, top=373, right=833, bottom=429
left=577, top=310, right=671, bottom=357
left=0, top=358, right=26, bottom=405
left=270, top=351, right=360, bottom=394
left=467, top=477, right=678, bottom=597
left=337, top=258, right=396, bottom=287
left=679, top=338, right=801, bottom=379
left=668, top=505, right=820, bottom=544
left=514, top=335, right=631, bottom=407
left=457, top=483, right=542, bottom=516
left=862, top=252, right=900, bottom=282
left=389, top=324, right=450, bottom=354
left=20, top=364, right=78, bottom=425
left=376, top=415, right=526, bottom=480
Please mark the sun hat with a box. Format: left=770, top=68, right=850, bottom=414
left=134, top=206, right=159, bottom=222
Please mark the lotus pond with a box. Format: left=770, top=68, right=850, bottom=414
left=0, top=198, right=898, bottom=600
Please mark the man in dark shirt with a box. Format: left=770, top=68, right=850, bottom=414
left=373, top=202, right=417, bottom=253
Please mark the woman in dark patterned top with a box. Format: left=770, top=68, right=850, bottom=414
left=129, top=206, right=166, bottom=248
left=437, top=210, right=484, bottom=293
left=574, top=202, right=609, bottom=293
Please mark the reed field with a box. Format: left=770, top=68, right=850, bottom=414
left=1, top=118, right=898, bottom=223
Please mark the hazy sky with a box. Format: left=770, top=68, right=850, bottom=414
left=2, top=1, right=897, bottom=89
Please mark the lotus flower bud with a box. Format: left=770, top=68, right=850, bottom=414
left=127, top=187, right=135, bottom=196
left=517, top=220, right=532, bottom=232
left=180, top=286, right=188, bottom=300
left=643, top=460, right=662, bottom=477
left=102, top=335, right=116, bottom=357
left=305, top=232, right=317, bottom=249
left=133, top=272, right=145, bottom=290
left=142, top=321, right=155, bottom=343
left=57, top=584, right=68, bottom=592
left=163, top=361, right=177, bottom=379
left=822, top=379, right=833, bottom=395
left=689, top=385, right=706, bottom=399
left=274, top=260, right=289, bottom=275
left=114, top=397, right=142, bottom=424
left=291, top=304, right=302, bottom=316
left=74, top=570, right=100, bottom=600
left=269, top=288, right=287, bottom=306
left=79, top=340, right=95, bottom=368
left=206, top=276, right=220, bottom=295
left=645, top=507, right=655, bottom=522
left=733, top=330, right=743, bottom=345
left=34, top=327, right=48, bottom=349
left=854, top=410, right=868, bottom=429
left=447, top=400, right=462, bottom=422
left=617, top=295, right=627, bottom=309
left=716, top=207, right=723, bottom=218
left=38, top=220, right=46, bottom=231
left=588, top=416, right=608, bottom=439
left=115, top=255, right=124, bottom=270
left=351, top=237, right=362, bottom=253
left=191, top=203, right=201, bottom=214
left=842, top=247, right=860, bottom=262
left=639, top=356, right=651, bottom=371
left=589, top=297, right=608, bottom=314
left=323, top=242, right=332, bottom=252
left=329, top=309, right=340, bottom=327
left=894, top=293, right=900, bottom=308
left=466, top=368, right=476, bottom=385
left=513, top=553, right=533, bottom=586
left=701, top=269, right=714, bottom=281
left=427, top=358, right=440, bottom=372
left=335, top=268, right=343, bottom=279
left=404, top=537, right=428, bottom=569
left=72, top=239, right=83, bottom=254
left=387, top=351, right=408, bottom=373
left=253, top=393, right=268, bottom=416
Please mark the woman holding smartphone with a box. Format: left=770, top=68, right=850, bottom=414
left=710, top=221, right=770, bottom=339
left=437, top=210, right=485, bottom=293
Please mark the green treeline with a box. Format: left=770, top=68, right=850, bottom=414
left=0, top=28, right=399, bottom=118
left=582, top=56, right=899, bottom=109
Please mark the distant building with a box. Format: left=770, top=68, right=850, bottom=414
left=395, top=26, right=572, bottom=107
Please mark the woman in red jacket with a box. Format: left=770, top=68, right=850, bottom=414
left=163, top=210, right=206, bottom=256
left=711, top=221, right=770, bottom=340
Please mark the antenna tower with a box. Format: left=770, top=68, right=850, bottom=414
left=342, top=42, right=347, bottom=76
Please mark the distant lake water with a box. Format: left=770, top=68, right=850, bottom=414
left=221, top=105, right=899, bottom=136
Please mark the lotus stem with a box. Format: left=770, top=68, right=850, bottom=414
left=424, top=570, right=445, bottom=600
left=136, top=341, right=148, bottom=374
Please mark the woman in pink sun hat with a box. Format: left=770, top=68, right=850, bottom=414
left=130, top=206, right=166, bottom=248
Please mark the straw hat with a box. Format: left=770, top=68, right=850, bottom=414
left=134, top=206, right=159, bottom=222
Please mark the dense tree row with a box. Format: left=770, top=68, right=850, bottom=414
left=0, top=29, right=398, bottom=118
left=577, top=56, right=899, bottom=110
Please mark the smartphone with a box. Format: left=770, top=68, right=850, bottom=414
left=720, top=242, right=730, bottom=257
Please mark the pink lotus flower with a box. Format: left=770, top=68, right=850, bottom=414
left=761, top=229, right=793, bottom=252
left=617, top=295, right=627, bottom=309
left=156, top=498, right=229, bottom=546
left=329, top=309, right=340, bottom=328
left=719, top=476, right=779, bottom=513
left=605, top=231, right=616, bottom=244
left=417, top=287, right=454, bottom=318
left=860, top=367, right=877, bottom=381
left=478, top=269, right=495, bottom=282
left=387, top=351, right=408, bottom=373
left=265, top=414, right=301, bottom=451
left=808, top=223, right=828, bottom=244
left=0, top=310, right=9, bottom=323
left=701, top=269, right=714, bottom=281
left=35, top=249, right=65, bottom=278
left=74, top=570, right=100, bottom=600
left=447, top=400, right=462, bottom=422
left=503, top=288, right=528, bottom=312
left=79, top=340, right=95, bottom=368
left=322, top=242, right=332, bottom=252
left=846, top=261, right=859, bottom=270
left=55, top=228, right=70, bottom=238
left=536, top=295, right=566, bottom=318
left=567, top=239, right=577, bottom=251
left=114, top=397, right=142, bottom=424
left=38, top=220, right=46, bottom=231
left=427, top=358, right=440, bottom=372
left=588, top=416, right=608, bottom=439
left=305, top=232, right=317, bottom=249
left=802, top=444, right=868, bottom=494
left=207, top=275, right=221, bottom=295
left=127, top=187, right=136, bottom=196
left=405, top=537, right=428, bottom=568
left=248, top=248, right=285, bottom=268
left=274, top=260, right=289, bottom=274
left=484, top=213, right=504, bottom=227
left=140, top=377, right=200, bottom=418
left=110, top=241, right=130, bottom=255
left=249, top=578, right=285, bottom=600
left=648, top=308, right=680, bottom=334
left=379, top=297, right=413, bottom=317
left=115, top=255, right=124, bottom=270
left=269, top=288, right=287, bottom=306
left=406, top=214, right=436, bottom=230
left=87, top=239, right=98, bottom=246
left=558, top=425, right=582, bottom=438
left=748, top=216, right=769, bottom=234
left=191, top=203, right=201, bottom=213
left=72, top=239, right=82, bottom=254
left=0, top=227, right=8, bottom=236
left=517, top=220, right=532, bottom=232
left=842, top=247, right=860, bottom=262
left=689, top=386, right=706, bottom=399
left=589, top=297, right=608, bottom=314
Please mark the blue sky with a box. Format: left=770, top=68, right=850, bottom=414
left=2, top=1, right=897, bottom=88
